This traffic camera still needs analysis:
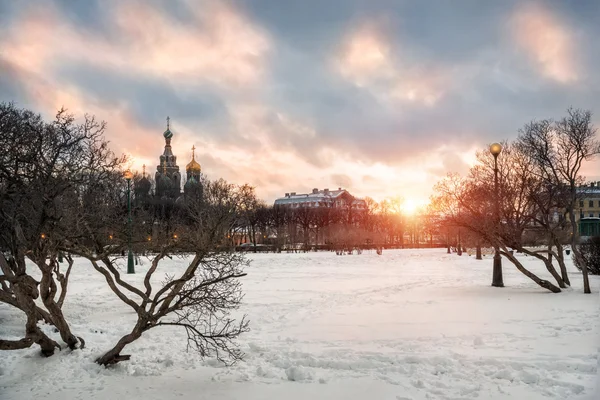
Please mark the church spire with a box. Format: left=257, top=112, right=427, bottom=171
left=163, top=116, right=173, bottom=139
left=155, top=118, right=181, bottom=199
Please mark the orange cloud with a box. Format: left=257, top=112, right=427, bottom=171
left=511, top=3, right=578, bottom=83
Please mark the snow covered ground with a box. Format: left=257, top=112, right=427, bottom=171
left=1, top=249, right=599, bottom=400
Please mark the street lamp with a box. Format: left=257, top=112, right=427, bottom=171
left=490, top=143, right=503, bottom=287
left=124, top=169, right=135, bottom=274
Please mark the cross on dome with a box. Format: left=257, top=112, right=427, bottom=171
left=186, top=145, right=201, bottom=173
left=163, top=116, right=173, bottom=139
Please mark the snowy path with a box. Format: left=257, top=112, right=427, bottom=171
left=1, top=249, right=598, bottom=400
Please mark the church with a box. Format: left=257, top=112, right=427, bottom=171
left=134, top=117, right=203, bottom=204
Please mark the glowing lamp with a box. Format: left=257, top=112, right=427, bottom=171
left=489, top=143, right=502, bottom=157
left=123, top=169, right=134, bottom=180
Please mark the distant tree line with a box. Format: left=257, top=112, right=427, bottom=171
left=134, top=193, right=411, bottom=253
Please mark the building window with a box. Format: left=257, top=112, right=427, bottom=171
left=580, top=212, right=584, bottom=219
left=590, top=200, right=594, bottom=208
left=590, top=213, right=595, bottom=218
left=579, top=200, right=584, bottom=208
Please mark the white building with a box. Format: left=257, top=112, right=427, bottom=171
left=274, top=188, right=367, bottom=210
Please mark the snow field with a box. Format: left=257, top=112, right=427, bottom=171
left=0, top=249, right=598, bottom=400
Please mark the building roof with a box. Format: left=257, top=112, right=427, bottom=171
left=577, top=184, right=600, bottom=197
left=274, top=188, right=366, bottom=206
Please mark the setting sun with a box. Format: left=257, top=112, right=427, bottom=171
left=401, top=198, right=425, bottom=215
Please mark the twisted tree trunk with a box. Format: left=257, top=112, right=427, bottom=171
left=502, top=251, right=561, bottom=293
left=10, top=275, right=62, bottom=356
left=39, top=262, right=80, bottom=350
left=96, top=319, right=147, bottom=366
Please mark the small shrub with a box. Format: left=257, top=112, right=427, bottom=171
left=574, top=236, right=600, bottom=275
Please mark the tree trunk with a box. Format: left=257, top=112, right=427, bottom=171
left=554, top=242, right=570, bottom=286
left=250, top=225, right=257, bottom=253
left=476, top=242, right=482, bottom=260
left=0, top=337, right=34, bottom=350
left=543, top=259, right=566, bottom=289
left=0, top=289, right=53, bottom=324
left=503, top=251, right=561, bottom=293
left=517, top=247, right=566, bottom=288
left=56, top=255, right=74, bottom=308
left=96, top=320, right=145, bottom=366
left=39, top=264, right=80, bottom=349
left=12, top=275, right=61, bottom=356
left=569, top=205, right=590, bottom=293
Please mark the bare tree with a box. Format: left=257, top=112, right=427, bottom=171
left=0, top=103, right=122, bottom=355
left=433, top=151, right=563, bottom=293
left=67, top=176, right=249, bottom=366
left=518, top=108, right=600, bottom=293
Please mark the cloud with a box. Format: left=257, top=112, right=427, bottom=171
left=510, top=2, right=578, bottom=83
left=335, top=21, right=448, bottom=107
left=337, top=23, right=392, bottom=86
left=330, top=174, right=353, bottom=190
left=1, top=0, right=271, bottom=89
left=1, top=0, right=599, bottom=206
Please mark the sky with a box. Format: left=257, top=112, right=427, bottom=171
left=1, top=0, right=600, bottom=209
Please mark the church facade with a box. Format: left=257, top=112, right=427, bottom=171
left=134, top=117, right=202, bottom=203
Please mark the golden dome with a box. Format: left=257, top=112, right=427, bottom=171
left=186, top=145, right=201, bottom=172
left=186, top=158, right=201, bottom=172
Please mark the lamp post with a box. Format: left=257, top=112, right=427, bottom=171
left=490, top=143, right=503, bottom=287
left=124, top=169, right=135, bottom=274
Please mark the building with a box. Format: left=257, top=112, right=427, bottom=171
left=272, top=188, right=368, bottom=249
left=134, top=117, right=202, bottom=202
left=274, top=187, right=367, bottom=211
left=576, top=182, right=600, bottom=238
left=576, top=182, right=600, bottom=219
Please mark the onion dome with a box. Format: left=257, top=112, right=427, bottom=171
left=136, top=176, right=151, bottom=193
left=186, top=145, right=201, bottom=173
left=134, top=165, right=151, bottom=196
left=164, top=116, right=173, bottom=139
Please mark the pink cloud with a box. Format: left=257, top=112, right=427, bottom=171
left=510, top=2, right=578, bottom=83
left=335, top=22, right=448, bottom=106
left=337, top=24, right=393, bottom=86
left=2, top=0, right=270, bottom=89
left=0, top=0, right=273, bottom=182
left=111, top=0, right=270, bottom=86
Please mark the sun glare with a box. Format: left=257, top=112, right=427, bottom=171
left=402, top=198, right=422, bottom=215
